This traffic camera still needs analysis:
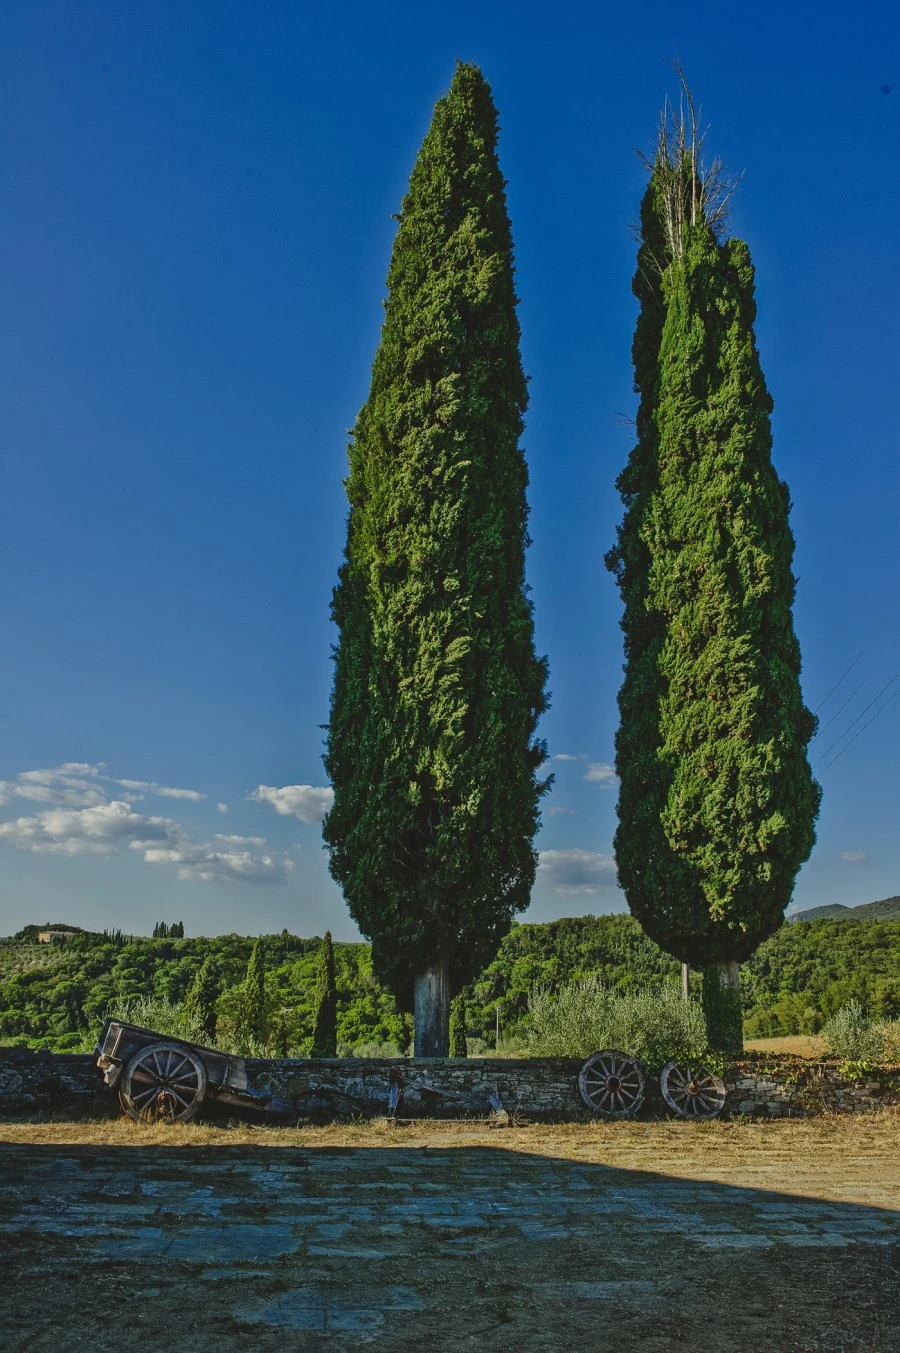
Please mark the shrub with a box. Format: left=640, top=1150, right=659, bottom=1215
left=882, top=1022, right=900, bottom=1062
left=104, top=996, right=207, bottom=1046
left=822, top=1000, right=890, bottom=1062
left=337, top=1039, right=403, bottom=1058
left=526, top=975, right=708, bottom=1069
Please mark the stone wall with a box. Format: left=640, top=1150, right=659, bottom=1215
left=0, top=1047, right=114, bottom=1117
left=1, top=1044, right=897, bottom=1120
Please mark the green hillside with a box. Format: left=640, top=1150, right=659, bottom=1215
left=2, top=910, right=898, bottom=1053
left=788, top=905, right=850, bottom=922
left=790, top=896, right=900, bottom=924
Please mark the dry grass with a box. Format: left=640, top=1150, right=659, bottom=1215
left=744, top=1034, right=829, bottom=1057
left=3, top=1108, right=898, bottom=1209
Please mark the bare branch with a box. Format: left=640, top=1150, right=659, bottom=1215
left=644, top=63, right=743, bottom=266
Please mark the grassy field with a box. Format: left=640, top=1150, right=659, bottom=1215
left=743, top=1034, right=829, bottom=1057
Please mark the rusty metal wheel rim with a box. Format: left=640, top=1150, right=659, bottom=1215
left=578, top=1050, right=646, bottom=1119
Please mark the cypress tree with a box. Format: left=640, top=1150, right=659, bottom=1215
left=185, top=958, right=221, bottom=1044
left=310, top=931, right=338, bottom=1058
left=274, top=1013, right=289, bottom=1059
left=606, top=96, right=820, bottom=1051
left=239, top=939, right=268, bottom=1052
left=449, top=994, right=468, bottom=1058
left=324, top=63, right=549, bottom=1057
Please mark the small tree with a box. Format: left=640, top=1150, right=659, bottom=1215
left=184, top=958, right=221, bottom=1044
left=323, top=62, right=549, bottom=1056
left=238, top=939, right=269, bottom=1052
left=310, top=931, right=338, bottom=1058
left=274, top=1013, right=290, bottom=1059
left=449, top=994, right=468, bottom=1058
left=606, top=84, right=820, bottom=1051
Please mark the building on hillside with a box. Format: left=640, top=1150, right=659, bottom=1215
left=37, top=931, right=74, bottom=944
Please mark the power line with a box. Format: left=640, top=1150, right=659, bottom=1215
left=814, top=673, right=900, bottom=765
left=813, top=678, right=867, bottom=740
left=813, top=650, right=864, bottom=716
left=819, top=686, right=900, bottom=773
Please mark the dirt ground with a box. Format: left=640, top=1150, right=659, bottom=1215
left=1, top=1112, right=898, bottom=1352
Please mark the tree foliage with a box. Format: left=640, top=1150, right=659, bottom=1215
left=184, top=957, right=221, bottom=1044
left=237, top=940, right=268, bottom=1052
left=152, top=921, right=184, bottom=939
left=449, top=993, right=468, bottom=1058
left=323, top=62, right=549, bottom=1004
left=0, top=916, right=897, bottom=1053
left=310, top=931, right=338, bottom=1058
left=606, top=105, right=820, bottom=971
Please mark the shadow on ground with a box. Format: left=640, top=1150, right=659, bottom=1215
left=1, top=1143, right=897, bottom=1352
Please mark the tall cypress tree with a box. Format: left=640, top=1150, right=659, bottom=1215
left=607, top=99, right=820, bottom=1051
left=238, top=939, right=268, bottom=1052
left=310, top=930, right=338, bottom=1058
left=185, top=957, right=221, bottom=1044
left=449, top=994, right=468, bottom=1058
left=324, top=63, right=549, bottom=1057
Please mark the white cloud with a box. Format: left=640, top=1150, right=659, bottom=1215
left=141, top=840, right=290, bottom=885
left=0, top=761, right=289, bottom=885
left=249, top=783, right=334, bottom=824
left=840, top=851, right=868, bottom=864
left=584, top=762, right=617, bottom=786
left=216, top=802, right=230, bottom=815
left=547, top=805, right=575, bottom=816
left=0, top=801, right=176, bottom=857
left=538, top=848, right=617, bottom=895
left=553, top=753, right=585, bottom=762
left=113, top=778, right=206, bottom=802
left=10, top=764, right=107, bottom=808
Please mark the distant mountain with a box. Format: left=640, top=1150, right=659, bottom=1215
left=852, top=896, right=900, bottom=920
left=789, top=896, right=900, bottom=923
left=788, top=904, right=850, bottom=922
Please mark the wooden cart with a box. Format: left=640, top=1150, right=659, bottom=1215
left=96, top=1019, right=287, bottom=1123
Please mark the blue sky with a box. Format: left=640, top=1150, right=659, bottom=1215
left=1, top=1, right=898, bottom=939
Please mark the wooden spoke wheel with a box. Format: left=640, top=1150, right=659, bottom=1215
left=119, top=1041, right=207, bottom=1123
left=660, top=1060, right=726, bottom=1120
left=578, top=1050, right=646, bottom=1119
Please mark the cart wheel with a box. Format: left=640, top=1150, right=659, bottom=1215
left=578, top=1050, right=645, bottom=1119
left=660, top=1060, right=726, bottom=1120
left=119, top=1041, right=207, bottom=1123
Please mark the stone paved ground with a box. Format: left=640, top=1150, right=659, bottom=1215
left=1, top=1126, right=898, bottom=1351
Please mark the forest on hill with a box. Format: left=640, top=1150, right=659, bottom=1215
left=1, top=912, right=898, bottom=1054
left=789, top=897, right=900, bottom=923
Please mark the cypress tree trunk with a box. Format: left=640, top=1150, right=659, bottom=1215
left=701, top=961, right=743, bottom=1053
left=323, top=63, right=548, bottom=1052
left=414, top=960, right=451, bottom=1058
